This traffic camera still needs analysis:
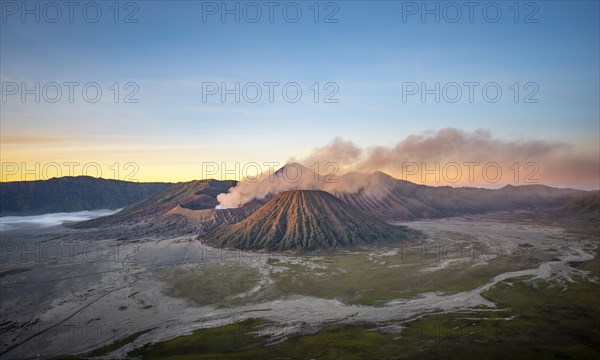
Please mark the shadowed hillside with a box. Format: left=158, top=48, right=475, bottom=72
left=69, top=165, right=590, bottom=238
left=0, top=177, right=172, bottom=216
left=216, top=164, right=587, bottom=222
left=75, top=179, right=259, bottom=235
left=334, top=172, right=586, bottom=221
left=556, top=190, right=599, bottom=225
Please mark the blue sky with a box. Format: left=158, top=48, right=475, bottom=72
left=1, top=1, right=598, bottom=185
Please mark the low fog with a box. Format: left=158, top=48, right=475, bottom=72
left=0, top=209, right=121, bottom=232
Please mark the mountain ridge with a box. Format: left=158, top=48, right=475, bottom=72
left=0, top=176, right=172, bottom=216
left=8, top=169, right=592, bottom=235
left=73, top=179, right=259, bottom=236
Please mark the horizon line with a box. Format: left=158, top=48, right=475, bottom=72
left=1, top=174, right=597, bottom=192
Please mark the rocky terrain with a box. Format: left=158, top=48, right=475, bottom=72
left=67, top=165, right=590, bottom=240
left=73, top=179, right=261, bottom=237
left=208, top=190, right=414, bottom=251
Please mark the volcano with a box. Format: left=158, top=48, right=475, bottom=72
left=207, top=190, right=413, bottom=251
left=73, top=164, right=588, bottom=239
left=74, top=179, right=261, bottom=236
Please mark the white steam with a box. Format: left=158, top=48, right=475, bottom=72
left=215, top=128, right=599, bottom=208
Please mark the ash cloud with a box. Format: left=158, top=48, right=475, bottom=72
left=216, top=128, right=599, bottom=208
left=215, top=163, right=326, bottom=209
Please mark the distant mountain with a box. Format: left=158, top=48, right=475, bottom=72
left=333, top=172, right=586, bottom=221
left=70, top=165, right=591, bottom=239
left=0, top=177, right=172, bottom=216
left=217, top=163, right=588, bottom=221
left=556, top=190, right=599, bottom=224
left=207, top=190, right=414, bottom=251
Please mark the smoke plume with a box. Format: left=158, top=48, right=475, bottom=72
left=216, top=128, right=599, bottom=208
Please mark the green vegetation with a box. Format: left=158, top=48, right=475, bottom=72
left=128, top=319, right=417, bottom=360
left=135, top=219, right=599, bottom=358
left=158, top=262, right=261, bottom=306
left=267, top=248, right=544, bottom=305
left=157, top=241, right=552, bottom=307
left=128, top=253, right=600, bottom=359
left=128, top=319, right=269, bottom=359
left=399, top=254, right=600, bottom=359
left=86, top=328, right=154, bottom=357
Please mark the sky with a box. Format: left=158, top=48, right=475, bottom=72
left=1, top=1, right=598, bottom=188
